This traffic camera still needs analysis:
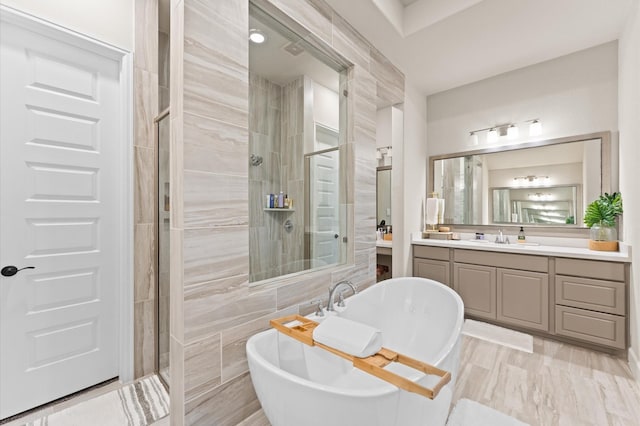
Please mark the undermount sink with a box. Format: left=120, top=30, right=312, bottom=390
left=466, top=239, right=540, bottom=248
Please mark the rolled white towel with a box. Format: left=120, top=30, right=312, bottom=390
left=312, top=316, right=382, bottom=358
left=426, top=197, right=439, bottom=225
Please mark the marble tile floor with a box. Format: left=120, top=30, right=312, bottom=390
left=4, top=334, right=637, bottom=426
left=1, top=377, right=170, bottom=426
left=234, top=334, right=640, bottom=426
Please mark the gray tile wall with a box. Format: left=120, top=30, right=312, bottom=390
left=249, top=74, right=283, bottom=281
left=169, top=0, right=404, bottom=424
left=134, top=0, right=159, bottom=379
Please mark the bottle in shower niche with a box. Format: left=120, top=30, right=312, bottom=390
left=518, top=226, right=526, bottom=243
left=278, top=191, right=284, bottom=209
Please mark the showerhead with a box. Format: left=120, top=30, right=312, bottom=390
left=250, top=154, right=263, bottom=166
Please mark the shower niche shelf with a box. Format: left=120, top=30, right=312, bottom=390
left=264, top=208, right=295, bottom=212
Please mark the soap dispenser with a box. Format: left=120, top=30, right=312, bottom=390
left=518, top=226, right=526, bottom=243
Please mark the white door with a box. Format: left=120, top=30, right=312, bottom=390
left=309, top=149, right=340, bottom=268
left=1, top=12, right=123, bottom=419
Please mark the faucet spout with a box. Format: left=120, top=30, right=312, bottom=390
left=326, top=280, right=358, bottom=312
left=495, top=229, right=510, bottom=244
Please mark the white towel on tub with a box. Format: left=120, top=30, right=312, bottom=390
left=312, top=316, right=382, bottom=358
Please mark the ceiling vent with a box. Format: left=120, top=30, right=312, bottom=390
left=283, top=41, right=304, bottom=56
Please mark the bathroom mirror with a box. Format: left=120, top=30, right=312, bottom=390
left=248, top=4, right=348, bottom=282
left=429, top=132, right=610, bottom=227
left=377, top=166, right=392, bottom=227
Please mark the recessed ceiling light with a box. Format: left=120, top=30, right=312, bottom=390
left=249, top=29, right=266, bottom=44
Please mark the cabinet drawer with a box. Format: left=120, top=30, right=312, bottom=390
left=555, top=306, right=625, bottom=349
left=413, top=245, right=450, bottom=261
left=454, top=249, right=548, bottom=273
left=555, top=275, right=625, bottom=315
left=555, top=258, right=625, bottom=282
left=414, top=258, right=450, bottom=286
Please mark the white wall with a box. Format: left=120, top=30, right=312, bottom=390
left=619, top=0, right=640, bottom=379
left=377, top=108, right=392, bottom=148
left=393, top=81, right=427, bottom=277
left=376, top=107, right=394, bottom=167
left=313, top=81, right=339, bottom=131
left=1, top=0, right=134, bottom=51
left=426, top=41, right=618, bottom=156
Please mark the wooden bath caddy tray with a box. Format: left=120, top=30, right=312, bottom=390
left=270, top=315, right=451, bottom=400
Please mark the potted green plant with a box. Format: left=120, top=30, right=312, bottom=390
left=584, top=192, right=623, bottom=251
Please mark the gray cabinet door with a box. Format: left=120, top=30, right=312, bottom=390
left=453, top=263, right=496, bottom=320
left=497, top=268, right=549, bottom=331
left=413, top=258, right=450, bottom=286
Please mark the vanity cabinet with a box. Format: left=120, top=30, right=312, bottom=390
left=413, top=246, right=451, bottom=286
left=412, top=243, right=629, bottom=352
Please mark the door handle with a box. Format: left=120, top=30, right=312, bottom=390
left=1, top=265, right=35, bottom=277
left=334, top=234, right=339, bottom=239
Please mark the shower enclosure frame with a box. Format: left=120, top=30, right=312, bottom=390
left=154, top=107, right=171, bottom=388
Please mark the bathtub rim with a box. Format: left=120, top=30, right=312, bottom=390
left=246, top=277, right=464, bottom=399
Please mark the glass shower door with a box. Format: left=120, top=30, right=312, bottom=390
left=156, top=111, right=170, bottom=386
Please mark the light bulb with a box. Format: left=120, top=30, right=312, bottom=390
left=507, top=124, right=519, bottom=139
left=469, top=132, right=479, bottom=146
left=386, top=147, right=393, bottom=158
left=249, top=29, right=266, bottom=44
left=376, top=149, right=382, bottom=160
left=529, top=120, right=542, bottom=137
left=487, top=128, right=498, bottom=144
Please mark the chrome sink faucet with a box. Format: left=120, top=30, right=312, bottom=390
left=326, top=280, right=358, bottom=312
left=495, top=229, right=510, bottom=244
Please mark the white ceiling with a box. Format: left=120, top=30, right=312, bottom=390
left=249, top=15, right=340, bottom=92
left=325, top=0, right=635, bottom=95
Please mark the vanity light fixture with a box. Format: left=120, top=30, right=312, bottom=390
left=528, top=192, right=553, bottom=201
left=376, top=146, right=393, bottom=160
left=487, top=128, right=498, bottom=144
left=249, top=29, right=266, bottom=44
left=468, top=119, right=542, bottom=146
left=513, top=175, right=550, bottom=185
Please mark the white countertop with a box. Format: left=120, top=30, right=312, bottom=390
left=376, top=240, right=392, bottom=249
left=411, top=232, right=631, bottom=263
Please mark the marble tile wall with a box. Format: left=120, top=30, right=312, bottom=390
left=170, top=0, right=404, bottom=424
left=280, top=77, right=305, bottom=276
left=159, top=31, right=170, bottom=111
left=134, top=0, right=159, bottom=379
left=249, top=74, right=283, bottom=282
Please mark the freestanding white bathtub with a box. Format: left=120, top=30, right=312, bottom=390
left=246, top=277, right=464, bottom=426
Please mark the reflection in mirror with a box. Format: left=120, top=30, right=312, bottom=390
left=492, top=185, right=579, bottom=225
left=248, top=4, right=347, bottom=282
left=431, top=134, right=608, bottom=227
left=377, top=167, right=392, bottom=228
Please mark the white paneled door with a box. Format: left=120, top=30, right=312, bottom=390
left=0, top=9, right=128, bottom=419
left=309, top=149, right=340, bottom=268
